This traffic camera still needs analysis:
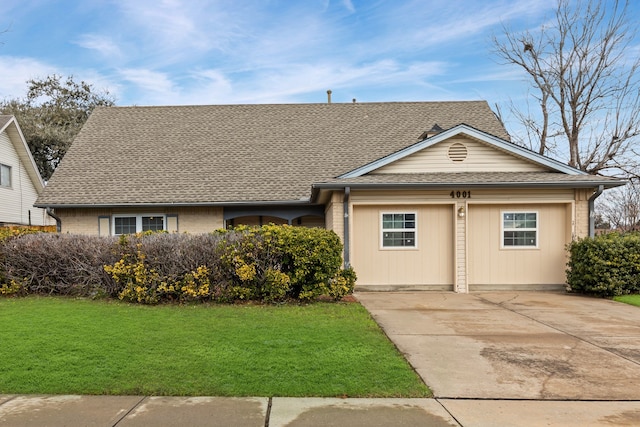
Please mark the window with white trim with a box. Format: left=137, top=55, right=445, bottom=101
left=502, top=211, right=537, bottom=248
left=381, top=212, right=416, bottom=248
left=0, top=163, right=11, bottom=188
left=113, top=215, right=165, bottom=235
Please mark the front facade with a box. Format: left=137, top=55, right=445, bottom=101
left=0, top=116, right=52, bottom=226
left=35, top=103, right=624, bottom=292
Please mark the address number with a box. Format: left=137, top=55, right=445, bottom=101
left=450, top=190, right=471, bottom=199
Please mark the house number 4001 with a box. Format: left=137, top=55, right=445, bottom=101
left=450, top=190, right=471, bottom=199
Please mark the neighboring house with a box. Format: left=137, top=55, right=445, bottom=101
left=0, top=115, right=53, bottom=227
left=35, top=102, right=624, bottom=292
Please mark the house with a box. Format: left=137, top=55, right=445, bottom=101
left=35, top=101, right=624, bottom=292
left=0, top=115, right=53, bottom=227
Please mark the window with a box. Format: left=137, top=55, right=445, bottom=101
left=502, top=211, right=537, bottom=248
left=142, top=216, right=164, bottom=232
left=0, top=164, right=11, bottom=188
left=381, top=212, right=416, bottom=248
left=113, top=215, right=165, bottom=235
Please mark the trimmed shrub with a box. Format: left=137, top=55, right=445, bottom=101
left=566, top=232, right=640, bottom=297
left=0, top=234, right=119, bottom=297
left=1, top=225, right=356, bottom=304
left=105, top=233, right=225, bottom=303
left=214, top=225, right=349, bottom=302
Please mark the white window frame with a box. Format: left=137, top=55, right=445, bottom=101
left=112, top=214, right=166, bottom=235
left=0, top=163, right=11, bottom=188
left=501, top=210, right=539, bottom=249
left=380, top=211, right=418, bottom=250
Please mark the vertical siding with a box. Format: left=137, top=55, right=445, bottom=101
left=467, top=203, right=570, bottom=288
left=352, top=204, right=454, bottom=288
left=372, top=137, right=548, bottom=174
left=0, top=131, right=51, bottom=225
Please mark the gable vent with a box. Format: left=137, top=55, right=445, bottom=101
left=448, top=142, right=468, bottom=162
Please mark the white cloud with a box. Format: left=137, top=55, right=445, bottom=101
left=342, top=0, right=355, bottom=13
left=119, top=68, right=175, bottom=94
left=0, top=56, right=58, bottom=100
left=74, top=34, right=123, bottom=59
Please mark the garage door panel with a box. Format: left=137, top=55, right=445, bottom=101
left=352, top=205, right=454, bottom=287
left=468, top=204, right=568, bottom=287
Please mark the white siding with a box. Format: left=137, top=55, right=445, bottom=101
left=373, top=137, right=549, bottom=174
left=0, top=131, right=50, bottom=225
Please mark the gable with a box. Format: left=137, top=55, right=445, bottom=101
left=340, top=124, right=585, bottom=178
left=372, top=136, right=550, bottom=174
left=0, top=122, right=46, bottom=224
left=0, top=117, right=44, bottom=191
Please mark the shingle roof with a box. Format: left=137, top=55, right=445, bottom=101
left=37, top=101, right=513, bottom=206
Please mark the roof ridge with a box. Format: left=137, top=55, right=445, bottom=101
left=96, top=100, right=490, bottom=109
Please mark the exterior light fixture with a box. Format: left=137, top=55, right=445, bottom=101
left=457, top=207, right=466, bottom=218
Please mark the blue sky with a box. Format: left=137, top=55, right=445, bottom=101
left=0, top=0, right=637, bottom=115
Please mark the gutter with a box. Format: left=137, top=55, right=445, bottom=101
left=313, top=181, right=627, bottom=191
left=343, top=186, right=350, bottom=269
left=34, top=199, right=316, bottom=210
left=46, top=208, right=62, bottom=233
left=588, top=185, right=605, bottom=237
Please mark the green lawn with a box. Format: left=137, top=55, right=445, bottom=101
left=614, top=294, right=640, bottom=307
left=0, top=297, right=430, bottom=397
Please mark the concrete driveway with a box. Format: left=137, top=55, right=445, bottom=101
left=356, top=291, right=640, bottom=401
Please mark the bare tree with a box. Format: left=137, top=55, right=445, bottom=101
left=493, top=0, right=640, bottom=177
left=597, top=180, right=640, bottom=231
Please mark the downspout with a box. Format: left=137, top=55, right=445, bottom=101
left=588, top=185, right=604, bottom=237
left=343, top=187, right=350, bottom=268
left=46, top=208, right=62, bottom=233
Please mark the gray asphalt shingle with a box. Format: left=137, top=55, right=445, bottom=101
left=36, top=101, right=513, bottom=206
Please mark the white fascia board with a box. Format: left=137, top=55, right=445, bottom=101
left=2, top=116, right=46, bottom=190
left=338, top=124, right=586, bottom=178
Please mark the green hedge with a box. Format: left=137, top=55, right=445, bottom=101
left=1, top=225, right=356, bottom=303
left=566, top=232, right=640, bottom=297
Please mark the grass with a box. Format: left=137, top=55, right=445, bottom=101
left=614, top=294, right=640, bottom=307
left=0, top=297, right=430, bottom=397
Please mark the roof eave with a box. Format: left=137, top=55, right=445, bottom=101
left=312, top=180, right=627, bottom=191
left=34, top=199, right=315, bottom=209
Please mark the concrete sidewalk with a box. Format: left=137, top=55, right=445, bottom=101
left=0, top=395, right=460, bottom=426
left=3, top=394, right=640, bottom=426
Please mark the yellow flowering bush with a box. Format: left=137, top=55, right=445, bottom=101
left=180, top=266, right=211, bottom=300
left=235, top=259, right=257, bottom=282
left=0, top=226, right=55, bottom=243
left=0, top=278, right=26, bottom=296
left=104, top=246, right=163, bottom=304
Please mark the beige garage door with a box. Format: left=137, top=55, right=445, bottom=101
left=352, top=204, right=454, bottom=290
left=467, top=203, right=571, bottom=291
